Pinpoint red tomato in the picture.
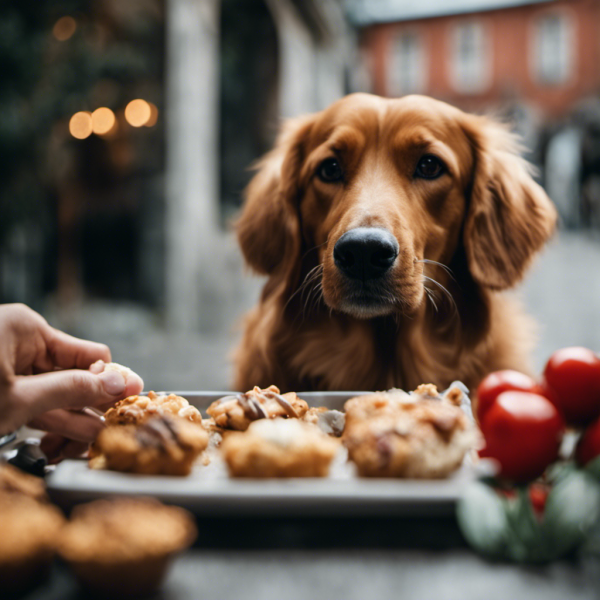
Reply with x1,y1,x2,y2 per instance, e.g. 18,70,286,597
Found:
480,391,565,483
476,370,539,422
541,347,600,426
575,415,600,466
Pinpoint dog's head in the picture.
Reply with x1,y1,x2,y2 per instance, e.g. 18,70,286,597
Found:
237,94,556,319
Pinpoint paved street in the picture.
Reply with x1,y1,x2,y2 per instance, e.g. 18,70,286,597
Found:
520,229,600,369
47,230,600,392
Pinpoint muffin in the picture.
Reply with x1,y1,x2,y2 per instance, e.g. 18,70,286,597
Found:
343,386,480,478
104,391,202,427
90,415,209,476
222,418,339,477
0,493,65,593
58,497,196,597
207,385,309,431
0,462,48,502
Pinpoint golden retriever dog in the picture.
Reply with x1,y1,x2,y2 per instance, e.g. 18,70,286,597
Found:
233,94,556,393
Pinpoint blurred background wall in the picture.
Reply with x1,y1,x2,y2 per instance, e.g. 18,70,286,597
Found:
1,0,599,390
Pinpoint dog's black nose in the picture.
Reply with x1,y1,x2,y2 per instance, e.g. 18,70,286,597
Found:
333,227,399,280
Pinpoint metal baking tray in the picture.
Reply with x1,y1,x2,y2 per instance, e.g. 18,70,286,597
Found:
47,391,478,516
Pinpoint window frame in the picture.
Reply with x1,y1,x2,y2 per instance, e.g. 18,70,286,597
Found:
448,19,492,95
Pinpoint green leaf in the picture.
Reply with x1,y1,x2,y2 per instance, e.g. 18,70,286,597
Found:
456,481,509,557
503,487,546,562
543,470,600,557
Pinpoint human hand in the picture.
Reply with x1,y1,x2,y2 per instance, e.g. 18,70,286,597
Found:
0,304,143,444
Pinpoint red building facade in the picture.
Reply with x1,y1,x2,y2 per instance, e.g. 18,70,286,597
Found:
357,0,600,117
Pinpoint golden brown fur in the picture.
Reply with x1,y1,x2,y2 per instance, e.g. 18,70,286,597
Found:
233,94,557,393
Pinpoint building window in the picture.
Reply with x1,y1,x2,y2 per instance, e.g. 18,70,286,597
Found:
450,21,490,94
532,12,574,85
388,31,426,96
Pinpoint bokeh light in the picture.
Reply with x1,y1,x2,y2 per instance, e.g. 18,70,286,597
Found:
69,111,93,139
91,107,116,135
124,99,152,127
145,103,159,127
53,16,77,42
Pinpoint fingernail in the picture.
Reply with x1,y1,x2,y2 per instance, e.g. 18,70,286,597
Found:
89,360,106,375
127,372,144,395
99,370,126,396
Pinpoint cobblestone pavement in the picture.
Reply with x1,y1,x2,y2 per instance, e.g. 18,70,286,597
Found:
45,230,600,392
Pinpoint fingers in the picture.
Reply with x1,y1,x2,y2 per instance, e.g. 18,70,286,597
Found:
42,326,112,370
39,433,90,463
9,365,144,426
88,360,144,398
28,409,104,443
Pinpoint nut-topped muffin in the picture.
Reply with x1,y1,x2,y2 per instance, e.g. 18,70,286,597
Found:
207,385,309,431
90,415,209,476
222,418,339,477
58,497,196,596
104,391,203,426
343,385,480,478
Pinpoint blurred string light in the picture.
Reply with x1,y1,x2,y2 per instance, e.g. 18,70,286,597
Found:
91,107,116,135
69,111,92,139
53,16,77,41
125,99,152,127
70,101,158,139
145,102,159,127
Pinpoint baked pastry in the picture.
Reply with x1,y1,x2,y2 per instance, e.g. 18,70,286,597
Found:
222,418,339,477
58,497,196,597
104,391,202,426
343,384,480,478
344,388,413,430
0,493,65,593
90,415,209,476
301,407,345,437
0,462,48,502
207,385,309,431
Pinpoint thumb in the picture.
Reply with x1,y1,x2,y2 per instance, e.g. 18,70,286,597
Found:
8,368,143,426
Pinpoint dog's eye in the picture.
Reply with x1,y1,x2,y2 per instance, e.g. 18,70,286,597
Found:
414,155,445,180
317,158,343,183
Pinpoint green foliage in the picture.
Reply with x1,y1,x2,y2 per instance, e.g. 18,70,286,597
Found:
457,471,600,563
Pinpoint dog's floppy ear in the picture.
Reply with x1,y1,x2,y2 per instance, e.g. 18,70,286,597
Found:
461,116,557,290
236,115,315,278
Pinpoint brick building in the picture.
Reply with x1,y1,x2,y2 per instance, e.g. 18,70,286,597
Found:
349,0,600,118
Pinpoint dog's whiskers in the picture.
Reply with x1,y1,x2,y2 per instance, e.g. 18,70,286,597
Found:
284,264,324,313
423,285,439,313
416,259,457,283
422,275,458,317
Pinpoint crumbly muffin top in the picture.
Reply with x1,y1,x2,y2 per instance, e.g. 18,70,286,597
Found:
342,386,481,478
0,494,65,562
248,418,325,447
104,392,202,426
58,497,196,563
207,385,309,430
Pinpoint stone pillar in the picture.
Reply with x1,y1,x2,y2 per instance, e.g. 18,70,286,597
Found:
265,0,347,118
265,0,316,118
165,0,220,331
